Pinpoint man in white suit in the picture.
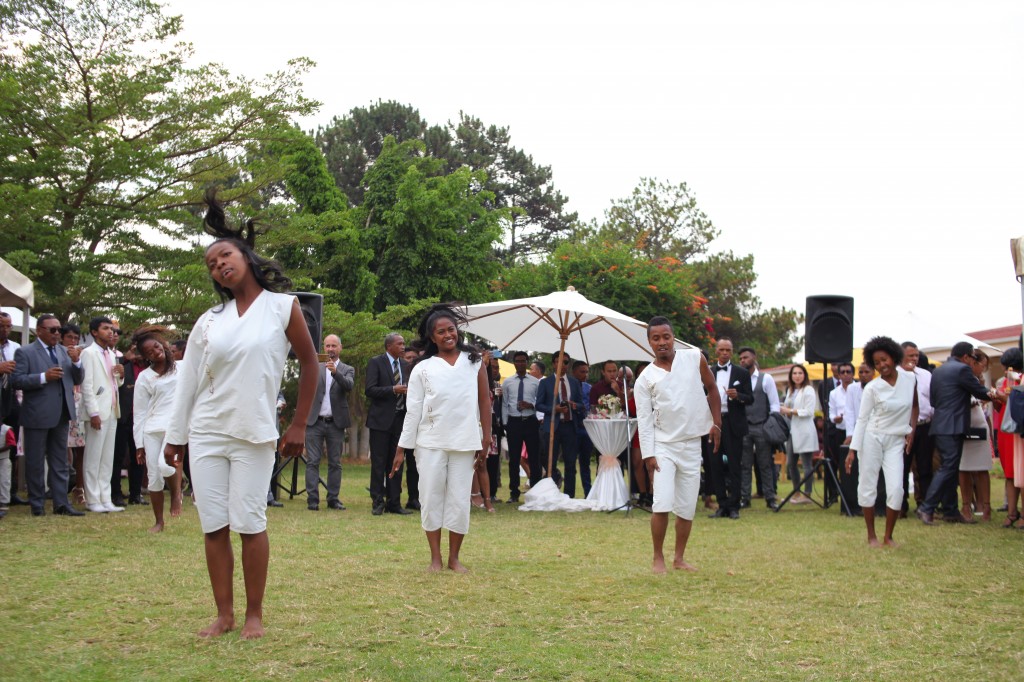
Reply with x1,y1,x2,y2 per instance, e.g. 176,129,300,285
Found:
80,316,124,512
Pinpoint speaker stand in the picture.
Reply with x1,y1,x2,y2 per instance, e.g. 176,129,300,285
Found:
774,456,852,514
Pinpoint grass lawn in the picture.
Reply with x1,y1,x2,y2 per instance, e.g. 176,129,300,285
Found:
2,462,1022,681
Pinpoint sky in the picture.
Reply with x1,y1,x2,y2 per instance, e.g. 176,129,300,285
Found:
165,0,1024,349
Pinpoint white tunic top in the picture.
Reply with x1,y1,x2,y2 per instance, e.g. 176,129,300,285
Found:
849,371,917,452
133,367,179,445
165,290,294,445
785,385,818,453
634,349,713,459
398,351,483,452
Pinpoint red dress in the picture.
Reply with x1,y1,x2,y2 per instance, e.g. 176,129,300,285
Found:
993,375,1018,479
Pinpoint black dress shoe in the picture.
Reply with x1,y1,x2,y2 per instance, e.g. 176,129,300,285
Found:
708,508,726,519
111,497,127,508
267,499,284,508
327,501,347,511
405,499,421,511
54,506,85,517
739,500,751,509
31,507,45,516
387,506,413,515
372,502,385,516
10,495,28,506
767,499,779,512
307,504,319,511
506,496,520,504
128,495,145,505
728,509,740,520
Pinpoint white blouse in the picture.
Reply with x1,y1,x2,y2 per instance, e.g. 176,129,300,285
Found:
165,290,294,445
849,371,917,452
398,352,483,452
133,367,179,444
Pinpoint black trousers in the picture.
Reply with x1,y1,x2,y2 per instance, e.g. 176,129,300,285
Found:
405,450,419,504
710,417,745,513
505,416,540,497
111,418,142,499
910,422,934,507
369,416,404,510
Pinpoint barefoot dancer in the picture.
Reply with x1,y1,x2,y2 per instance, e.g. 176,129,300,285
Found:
845,336,918,548
164,190,317,639
132,326,183,532
392,303,491,573
635,316,721,574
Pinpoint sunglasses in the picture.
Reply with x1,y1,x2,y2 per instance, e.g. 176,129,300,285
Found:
838,369,853,374
39,325,62,333
112,329,122,335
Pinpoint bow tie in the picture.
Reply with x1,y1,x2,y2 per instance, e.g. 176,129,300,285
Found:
714,365,729,373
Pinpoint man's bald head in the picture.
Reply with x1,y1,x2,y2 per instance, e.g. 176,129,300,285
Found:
324,334,342,359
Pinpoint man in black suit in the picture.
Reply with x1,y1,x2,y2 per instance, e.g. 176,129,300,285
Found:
917,342,999,524
817,363,842,506
305,334,354,511
708,338,753,519
535,350,586,497
11,314,85,516
364,333,413,516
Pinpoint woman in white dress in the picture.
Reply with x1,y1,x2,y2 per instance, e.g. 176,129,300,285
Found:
393,304,490,573
781,364,817,502
131,326,181,533
958,352,993,523
164,191,318,639
845,336,918,547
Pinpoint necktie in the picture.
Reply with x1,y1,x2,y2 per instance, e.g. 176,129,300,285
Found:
48,345,58,364
715,364,727,373
392,358,405,411
517,375,524,403
559,377,569,421
1,343,6,388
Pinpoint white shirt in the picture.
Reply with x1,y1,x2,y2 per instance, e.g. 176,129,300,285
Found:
749,368,781,413
398,352,483,451
635,349,714,459
318,364,334,418
715,362,732,413
828,382,854,431
501,372,540,422
898,365,933,422
849,371,917,451
844,382,864,435
133,366,179,444
166,290,294,445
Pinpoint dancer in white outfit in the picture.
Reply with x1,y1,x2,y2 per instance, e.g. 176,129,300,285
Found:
164,190,318,639
845,336,918,548
635,316,722,574
131,326,182,533
393,303,490,573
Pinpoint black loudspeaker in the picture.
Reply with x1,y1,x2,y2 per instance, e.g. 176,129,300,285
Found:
805,295,853,363
293,292,323,354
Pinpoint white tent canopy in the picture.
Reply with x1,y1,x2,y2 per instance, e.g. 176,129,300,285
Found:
852,310,1001,358
0,257,34,342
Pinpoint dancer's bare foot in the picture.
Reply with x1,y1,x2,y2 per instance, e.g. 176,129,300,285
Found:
652,556,667,574
867,538,881,548
448,559,470,573
170,493,182,517
148,522,164,534
673,559,697,572
883,538,899,548
240,615,265,640
198,615,235,638
428,560,443,573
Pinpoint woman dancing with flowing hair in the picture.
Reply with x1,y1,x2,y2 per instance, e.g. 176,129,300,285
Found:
131,325,183,533
164,189,318,638
391,303,491,572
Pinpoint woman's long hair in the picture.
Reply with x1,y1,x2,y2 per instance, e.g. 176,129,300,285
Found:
787,363,810,393
410,303,480,367
203,189,292,308
131,325,176,377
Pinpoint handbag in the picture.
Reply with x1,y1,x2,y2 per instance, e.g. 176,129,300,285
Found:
964,427,987,441
763,411,791,447
1009,385,1024,435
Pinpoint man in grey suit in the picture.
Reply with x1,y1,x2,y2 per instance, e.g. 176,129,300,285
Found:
11,314,85,516
304,334,354,511
917,342,1000,525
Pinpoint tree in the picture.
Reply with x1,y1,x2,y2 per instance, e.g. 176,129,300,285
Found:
360,138,505,311
599,177,718,261
0,0,317,324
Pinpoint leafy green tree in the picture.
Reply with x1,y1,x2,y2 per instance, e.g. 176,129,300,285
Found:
599,177,718,261
360,138,505,311
0,0,317,323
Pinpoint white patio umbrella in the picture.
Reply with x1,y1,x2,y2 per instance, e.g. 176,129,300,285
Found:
464,286,695,482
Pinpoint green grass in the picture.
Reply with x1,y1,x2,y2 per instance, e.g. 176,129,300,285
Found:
2,463,1022,681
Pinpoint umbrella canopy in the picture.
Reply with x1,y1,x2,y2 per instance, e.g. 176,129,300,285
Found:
464,287,694,362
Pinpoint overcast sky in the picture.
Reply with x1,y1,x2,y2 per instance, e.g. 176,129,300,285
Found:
166,0,1024,348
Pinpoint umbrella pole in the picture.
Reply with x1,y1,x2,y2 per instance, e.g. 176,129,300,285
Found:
548,333,569,480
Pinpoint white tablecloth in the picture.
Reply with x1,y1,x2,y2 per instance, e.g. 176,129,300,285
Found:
583,418,635,511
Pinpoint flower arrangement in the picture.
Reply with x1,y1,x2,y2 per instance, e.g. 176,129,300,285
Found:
596,393,623,417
